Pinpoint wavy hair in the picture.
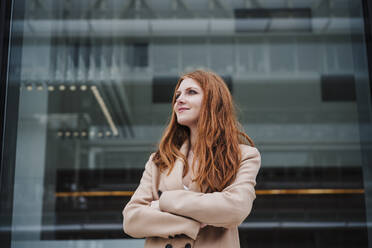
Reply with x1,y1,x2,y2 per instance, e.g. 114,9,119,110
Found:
153,69,255,192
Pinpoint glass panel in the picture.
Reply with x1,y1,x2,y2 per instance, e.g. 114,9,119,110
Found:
4,0,370,247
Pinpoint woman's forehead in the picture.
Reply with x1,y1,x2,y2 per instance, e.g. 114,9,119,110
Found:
178,78,201,90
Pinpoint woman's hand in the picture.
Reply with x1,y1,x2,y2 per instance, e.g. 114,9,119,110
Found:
150,200,160,210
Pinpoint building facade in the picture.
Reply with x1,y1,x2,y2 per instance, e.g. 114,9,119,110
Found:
1,0,372,247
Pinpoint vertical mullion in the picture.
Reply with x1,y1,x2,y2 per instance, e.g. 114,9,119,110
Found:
0,0,25,248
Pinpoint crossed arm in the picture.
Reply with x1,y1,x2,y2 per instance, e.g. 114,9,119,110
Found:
123,147,261,238
159,147,261,228
122,154,200,240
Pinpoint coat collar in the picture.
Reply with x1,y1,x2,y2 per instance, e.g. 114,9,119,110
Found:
163,140,203,192
163,141,188,191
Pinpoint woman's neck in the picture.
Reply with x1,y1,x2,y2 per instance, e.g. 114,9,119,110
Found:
189,125,197,152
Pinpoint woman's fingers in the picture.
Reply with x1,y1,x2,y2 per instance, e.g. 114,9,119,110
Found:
150,200,160,210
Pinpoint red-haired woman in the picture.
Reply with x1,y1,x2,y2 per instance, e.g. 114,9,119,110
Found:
123,70,261,248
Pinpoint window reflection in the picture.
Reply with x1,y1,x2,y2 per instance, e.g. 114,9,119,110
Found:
7,0,369,247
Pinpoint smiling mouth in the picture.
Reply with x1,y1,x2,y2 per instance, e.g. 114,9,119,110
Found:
178,108,189,112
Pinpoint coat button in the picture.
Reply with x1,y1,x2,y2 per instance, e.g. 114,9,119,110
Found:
165,244,172,248
185,243,191,248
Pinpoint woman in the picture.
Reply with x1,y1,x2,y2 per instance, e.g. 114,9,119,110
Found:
123,70,261,248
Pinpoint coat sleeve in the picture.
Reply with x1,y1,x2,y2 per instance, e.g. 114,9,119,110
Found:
122,154,201,240
159,146,261,229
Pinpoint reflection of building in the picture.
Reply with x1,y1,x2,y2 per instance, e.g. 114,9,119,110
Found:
1,0,372,248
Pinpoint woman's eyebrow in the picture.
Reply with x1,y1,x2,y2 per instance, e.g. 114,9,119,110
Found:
175,87,199,93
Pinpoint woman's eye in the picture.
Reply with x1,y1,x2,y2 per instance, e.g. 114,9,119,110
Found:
188,90,197,94
175,94,180,99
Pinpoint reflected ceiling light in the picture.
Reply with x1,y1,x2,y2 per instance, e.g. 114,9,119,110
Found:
70,85,77,91
26,85,33,91
59,85,66,91
98,132,103,137
48,85,55,91
80,85,87,91
65,131,71,137
81,131,87,137
106,131,111,136
37,85,43,91
89,131,95,137
57,131,63,137
73,131,79,137
91,85,119,136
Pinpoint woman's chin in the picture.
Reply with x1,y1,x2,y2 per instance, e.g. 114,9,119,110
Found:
177,119,191,127
177,122,189,128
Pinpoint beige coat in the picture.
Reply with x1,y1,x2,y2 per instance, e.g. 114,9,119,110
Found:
123,142,261,248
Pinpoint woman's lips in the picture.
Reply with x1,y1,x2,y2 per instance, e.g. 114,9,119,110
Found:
178,108,189,113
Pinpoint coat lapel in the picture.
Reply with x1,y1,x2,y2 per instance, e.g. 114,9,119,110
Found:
163,141,189,191
161,140,207,193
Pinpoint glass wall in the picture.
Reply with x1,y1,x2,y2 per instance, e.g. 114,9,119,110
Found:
2,0,371,247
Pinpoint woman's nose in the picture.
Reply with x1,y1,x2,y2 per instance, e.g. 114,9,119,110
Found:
176,93,185,103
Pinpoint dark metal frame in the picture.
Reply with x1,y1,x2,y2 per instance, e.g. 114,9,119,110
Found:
0,0,24,247
0,0,14,247
0,0,13,158
0,0,372,248
363,0,372,98
361,1,372,247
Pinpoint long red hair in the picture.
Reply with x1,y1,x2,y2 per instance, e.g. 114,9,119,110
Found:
153,70,255,192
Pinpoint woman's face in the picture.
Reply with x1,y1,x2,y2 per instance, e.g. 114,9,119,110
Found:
174,77,204,129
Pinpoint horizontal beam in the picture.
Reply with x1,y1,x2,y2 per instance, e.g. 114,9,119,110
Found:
12,18,364,38
55,188,365,197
